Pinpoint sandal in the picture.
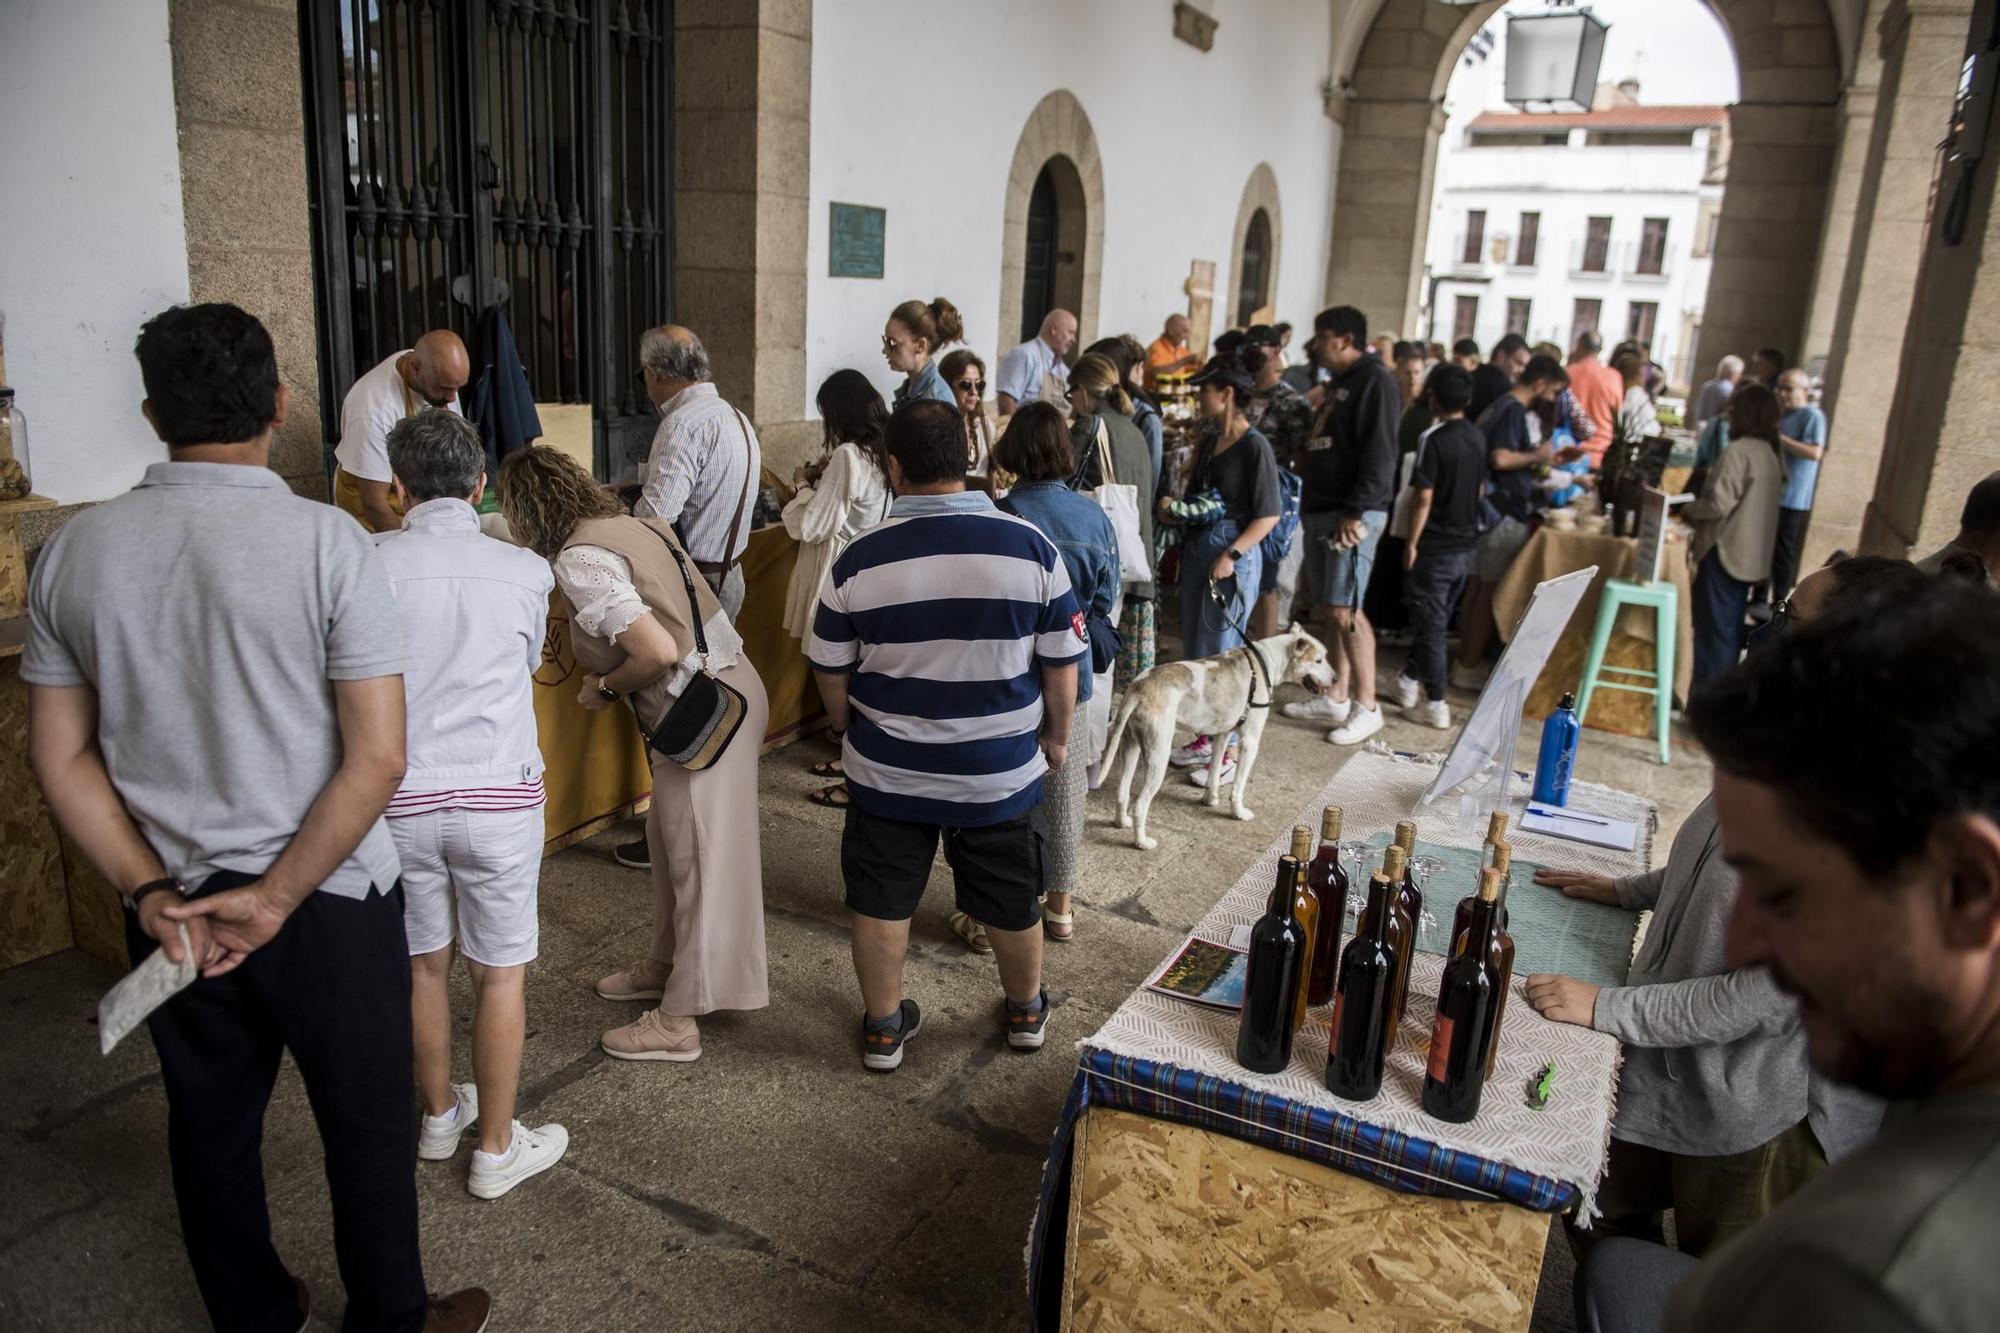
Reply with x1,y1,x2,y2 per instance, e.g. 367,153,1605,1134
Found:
807,782,850,808
949,910,993,955
1043,907,1075,942
809,758,845,779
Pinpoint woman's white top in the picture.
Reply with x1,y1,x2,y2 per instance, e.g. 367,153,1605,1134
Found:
553,544,744,698
779,442,891,639
1618,385,1660,442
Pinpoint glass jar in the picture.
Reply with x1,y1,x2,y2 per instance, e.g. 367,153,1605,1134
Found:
0,387,29,501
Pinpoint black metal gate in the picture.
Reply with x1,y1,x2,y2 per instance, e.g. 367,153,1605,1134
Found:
300,0,672,475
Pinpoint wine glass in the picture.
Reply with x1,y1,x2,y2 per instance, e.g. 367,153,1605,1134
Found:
1340,841,1376,923
1409,854,1443,950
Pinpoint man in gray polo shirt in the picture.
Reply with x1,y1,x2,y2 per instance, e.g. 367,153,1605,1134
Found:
25,304,487,1332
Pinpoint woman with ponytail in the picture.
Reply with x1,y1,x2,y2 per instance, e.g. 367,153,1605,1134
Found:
882,296,963,408
1067,352,1158,685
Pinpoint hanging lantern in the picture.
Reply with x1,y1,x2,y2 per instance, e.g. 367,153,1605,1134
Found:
1505,8,1610,110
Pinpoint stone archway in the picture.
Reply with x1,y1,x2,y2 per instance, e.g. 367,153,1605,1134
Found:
999,91,1106,357
1229,163,1284,326
1325,0,1849,365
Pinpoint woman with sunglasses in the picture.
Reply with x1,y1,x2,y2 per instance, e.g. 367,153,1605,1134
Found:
883,296,962,409
939,348,995,477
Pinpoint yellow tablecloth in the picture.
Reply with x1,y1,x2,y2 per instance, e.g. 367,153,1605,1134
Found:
736,524,823,746
1490,525,1694,738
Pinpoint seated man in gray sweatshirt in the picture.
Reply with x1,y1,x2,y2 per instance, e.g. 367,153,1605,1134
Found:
1526,793,1875,1256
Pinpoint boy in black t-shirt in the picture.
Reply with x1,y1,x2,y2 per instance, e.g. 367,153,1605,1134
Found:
1394,364,1486,728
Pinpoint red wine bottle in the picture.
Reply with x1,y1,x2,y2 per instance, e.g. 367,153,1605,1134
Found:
1377,843,1412,1034
1451,840,1514,952
1304,806,1348,1008
1236,854,1306,1074
1422,868,1503,1124
1325,868,1399,1101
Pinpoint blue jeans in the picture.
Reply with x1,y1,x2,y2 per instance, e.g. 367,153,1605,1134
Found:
1692,548,1752,689
1179,519,1262,659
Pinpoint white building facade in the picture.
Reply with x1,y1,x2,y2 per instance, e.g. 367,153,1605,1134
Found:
1424,101,1726,392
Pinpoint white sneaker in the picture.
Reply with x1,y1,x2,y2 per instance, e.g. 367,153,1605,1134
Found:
1280,693,1352,724
1402,698,1452,730
1168,736,1211,768
1328,706,1384,746
1387,673,1422,709
417,1083,479,1161
467,1121,569,1200
1187,756,1238,787
1449,661,1491,692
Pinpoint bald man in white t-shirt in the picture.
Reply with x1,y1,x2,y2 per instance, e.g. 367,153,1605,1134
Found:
334,330,471,533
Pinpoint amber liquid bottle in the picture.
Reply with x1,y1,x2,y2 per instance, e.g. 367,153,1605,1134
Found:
1304,806,1348,1007
1390,823,1423,1022
1287,826,1322,1034
1236,854,1306,1074
1376,843,1412,1033
1422,868,1503,1124
1452,840,1515,951
1325,869,1400,1102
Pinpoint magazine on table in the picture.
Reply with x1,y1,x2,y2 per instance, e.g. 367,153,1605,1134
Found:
1144,934,1249,1011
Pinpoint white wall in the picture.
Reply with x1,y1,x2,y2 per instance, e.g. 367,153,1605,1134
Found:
0,0,190,505
805,0,1339,412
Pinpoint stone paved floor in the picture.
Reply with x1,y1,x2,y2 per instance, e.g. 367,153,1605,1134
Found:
0,650,1713,1331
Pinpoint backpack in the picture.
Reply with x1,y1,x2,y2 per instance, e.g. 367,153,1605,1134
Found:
1262,466,1302,565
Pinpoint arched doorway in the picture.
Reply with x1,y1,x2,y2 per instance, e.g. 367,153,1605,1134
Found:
1000,91,1105,356
1236,210,1272,325
1019,157,1087,344
1230,163,1284,328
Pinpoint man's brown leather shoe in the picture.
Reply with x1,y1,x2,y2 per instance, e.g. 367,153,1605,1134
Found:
422,1288,491,1332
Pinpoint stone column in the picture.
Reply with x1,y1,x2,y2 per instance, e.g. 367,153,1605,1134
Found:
1798,0,1888,370
1806,0,1973,568
167,0,325,499
673,0,815,470
1860,9,2000,557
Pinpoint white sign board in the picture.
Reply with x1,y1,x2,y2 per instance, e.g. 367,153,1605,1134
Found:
1423,566,1599,807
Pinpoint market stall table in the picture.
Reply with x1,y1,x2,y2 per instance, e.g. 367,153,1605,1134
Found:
1490,525,1694,739
1030,749,1652,1330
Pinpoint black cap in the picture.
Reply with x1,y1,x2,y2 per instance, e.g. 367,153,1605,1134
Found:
1188,356,1254,393
1242,323,1281,348
1559,691,1576,710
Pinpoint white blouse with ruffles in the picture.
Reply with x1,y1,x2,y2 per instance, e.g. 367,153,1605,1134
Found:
553,544,744,699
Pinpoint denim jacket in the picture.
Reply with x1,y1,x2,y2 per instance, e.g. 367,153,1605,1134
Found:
999,480,1119,701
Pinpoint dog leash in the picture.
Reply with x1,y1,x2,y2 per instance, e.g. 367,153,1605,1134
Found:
1205,576,1274,719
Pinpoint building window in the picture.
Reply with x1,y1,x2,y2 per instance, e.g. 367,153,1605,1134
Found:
1581,216,1612,273
1637,218,1669,276
1462,210,1486,266
1453,294,1480,344
1235,207,1272,327
1516,212,1539,268
1693,200,1721,258
1627,301,1659,347
1573,298,1602,342
1506,299,1531,337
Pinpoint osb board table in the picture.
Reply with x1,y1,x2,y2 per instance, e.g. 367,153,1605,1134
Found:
1062,1110,1550,1332
1490,525,1694,740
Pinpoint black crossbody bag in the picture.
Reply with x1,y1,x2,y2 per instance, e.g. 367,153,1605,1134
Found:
630,524,748,770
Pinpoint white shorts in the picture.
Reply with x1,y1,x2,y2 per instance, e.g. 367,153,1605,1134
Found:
389,805,545,966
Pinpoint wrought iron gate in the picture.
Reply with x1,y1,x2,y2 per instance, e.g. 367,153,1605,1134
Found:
301,0,672,474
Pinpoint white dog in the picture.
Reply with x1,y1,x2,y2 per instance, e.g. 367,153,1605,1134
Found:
1103,626,1335,850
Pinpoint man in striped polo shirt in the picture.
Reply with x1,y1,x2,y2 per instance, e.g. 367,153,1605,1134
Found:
809,399,1085,1072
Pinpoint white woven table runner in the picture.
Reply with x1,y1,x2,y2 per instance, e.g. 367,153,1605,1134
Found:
1080,747,1653,1220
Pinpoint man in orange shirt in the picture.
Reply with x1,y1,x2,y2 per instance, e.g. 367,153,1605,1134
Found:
1565,330,1626,468
1145,314,1199,392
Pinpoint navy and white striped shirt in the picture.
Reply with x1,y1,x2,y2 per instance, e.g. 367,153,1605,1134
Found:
807,491,1086,826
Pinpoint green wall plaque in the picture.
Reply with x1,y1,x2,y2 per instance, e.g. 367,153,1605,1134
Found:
829,202,886,279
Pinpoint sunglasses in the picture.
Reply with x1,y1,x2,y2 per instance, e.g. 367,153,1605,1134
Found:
881,334,904,351
955,379,984,393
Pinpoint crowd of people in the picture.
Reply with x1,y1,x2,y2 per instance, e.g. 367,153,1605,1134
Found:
19,289,1999,1333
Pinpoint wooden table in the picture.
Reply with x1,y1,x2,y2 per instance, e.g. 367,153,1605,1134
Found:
1490,525,1694,739
1062,1111,1551,1332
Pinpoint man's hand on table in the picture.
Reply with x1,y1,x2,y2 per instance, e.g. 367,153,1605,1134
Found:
1525,973,1599,1027
1534,867,1619,904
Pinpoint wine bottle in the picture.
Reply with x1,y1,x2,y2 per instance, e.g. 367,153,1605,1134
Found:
1325,869,1400,1101
1391,823,1424,1021
1378,843,1412,1030
1452,840,1513,951
1304,806,1348,1007
1236,854,1306,1074
1422,868,1503,1124
1288,825,1321,1034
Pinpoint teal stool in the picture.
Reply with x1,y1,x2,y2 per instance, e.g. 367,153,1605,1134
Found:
1575,577,1678,764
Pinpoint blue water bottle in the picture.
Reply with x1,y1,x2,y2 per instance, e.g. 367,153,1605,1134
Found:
1533,692,1581,807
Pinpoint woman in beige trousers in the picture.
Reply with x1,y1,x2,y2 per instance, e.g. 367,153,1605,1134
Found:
500,447,769,1062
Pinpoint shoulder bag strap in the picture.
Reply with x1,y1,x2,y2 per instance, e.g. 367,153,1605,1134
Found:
719,409,754,565
1094,415,1115,486
640,522,711,659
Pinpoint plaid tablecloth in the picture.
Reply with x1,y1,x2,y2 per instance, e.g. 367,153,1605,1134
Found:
1028,750,1649,1316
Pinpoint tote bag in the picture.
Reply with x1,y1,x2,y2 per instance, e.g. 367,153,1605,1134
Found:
1078,416,1152,584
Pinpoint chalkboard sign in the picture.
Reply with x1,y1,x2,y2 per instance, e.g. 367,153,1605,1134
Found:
1633,485,1671,584
829,202,885,279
